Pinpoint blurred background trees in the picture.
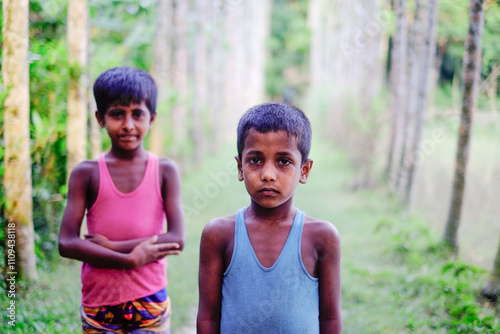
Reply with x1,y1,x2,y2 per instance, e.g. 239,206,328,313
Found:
1,0,500,304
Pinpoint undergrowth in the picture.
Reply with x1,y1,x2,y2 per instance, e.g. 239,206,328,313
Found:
376,215,500,333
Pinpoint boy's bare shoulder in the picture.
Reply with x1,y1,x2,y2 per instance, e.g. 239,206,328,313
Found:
201,214,237,246
69,160,99,182
303,215,340,246
158,157,181,176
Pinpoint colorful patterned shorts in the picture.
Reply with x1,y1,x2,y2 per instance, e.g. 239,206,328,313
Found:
81,288,171,334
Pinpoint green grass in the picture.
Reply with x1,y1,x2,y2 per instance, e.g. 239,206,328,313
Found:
2,138,499,333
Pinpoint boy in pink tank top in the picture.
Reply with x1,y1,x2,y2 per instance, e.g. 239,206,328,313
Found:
59,67,185,334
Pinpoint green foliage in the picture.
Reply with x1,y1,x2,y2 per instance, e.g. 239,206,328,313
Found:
483,3,500,70
438,0,500,87
28,2,70,257
375,215,500,333
0,262,81,333
438,0,470,59
89,0,157,76
266,0,310,99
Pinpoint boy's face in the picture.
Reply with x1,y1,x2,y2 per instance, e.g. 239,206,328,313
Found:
236,129,312,210
96,101,156,152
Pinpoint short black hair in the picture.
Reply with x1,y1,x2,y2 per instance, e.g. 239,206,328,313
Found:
93,67,157,118
237,103,312,164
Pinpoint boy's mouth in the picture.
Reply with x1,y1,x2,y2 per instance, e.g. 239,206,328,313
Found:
118,134,137,140
258,187,279,195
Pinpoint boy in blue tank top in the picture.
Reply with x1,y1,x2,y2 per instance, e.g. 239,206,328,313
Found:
197,103,342,333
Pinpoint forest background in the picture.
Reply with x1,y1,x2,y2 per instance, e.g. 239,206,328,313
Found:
1,0,500,332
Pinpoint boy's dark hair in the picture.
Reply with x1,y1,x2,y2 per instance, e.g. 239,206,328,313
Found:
93,67,157,117
237,103,312,164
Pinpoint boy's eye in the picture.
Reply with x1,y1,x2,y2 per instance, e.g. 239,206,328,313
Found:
278,158,292,166
133,110,145,118
108,110,124,118
248,157,261,164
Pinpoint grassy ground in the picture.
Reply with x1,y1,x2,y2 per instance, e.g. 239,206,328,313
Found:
2,138,499,333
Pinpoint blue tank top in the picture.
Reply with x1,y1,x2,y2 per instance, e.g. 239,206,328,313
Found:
221,208,319,333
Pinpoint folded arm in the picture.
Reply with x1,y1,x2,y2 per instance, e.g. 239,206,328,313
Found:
84,158,186,254
58,163,179,269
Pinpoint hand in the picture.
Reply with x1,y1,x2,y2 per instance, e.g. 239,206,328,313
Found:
85,234,111,249
128,235,181,268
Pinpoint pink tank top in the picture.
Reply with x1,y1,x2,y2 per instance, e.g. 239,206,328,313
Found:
81,152,167,307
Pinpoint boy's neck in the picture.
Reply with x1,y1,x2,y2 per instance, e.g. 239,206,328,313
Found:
247,200,296,224
108,146,148,160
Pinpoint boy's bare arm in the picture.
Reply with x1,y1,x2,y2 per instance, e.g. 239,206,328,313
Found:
197,219,229,334
316,221,342,334
58,162,179,269
158,158,185,248
86,159,185,253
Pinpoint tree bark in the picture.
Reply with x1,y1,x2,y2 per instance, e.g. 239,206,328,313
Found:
404,0,439,206
307,0,325,94
171,0,189,163
150,0,172,157
67,0,89,174
189,0,207,169
443,0,485,250
2,0,38,282
482,236,500,302
385,0,408,187
247,0,272,105
206,1,224,152
89,99,102,160
395,0,423,193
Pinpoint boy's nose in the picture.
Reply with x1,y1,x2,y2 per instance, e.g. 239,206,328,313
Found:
261,164,276,182
123,116,134,131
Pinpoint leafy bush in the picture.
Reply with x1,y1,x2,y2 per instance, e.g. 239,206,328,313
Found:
375,215,500,332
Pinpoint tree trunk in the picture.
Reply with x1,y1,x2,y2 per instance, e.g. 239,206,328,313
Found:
2,0,38,282
206,1,224,152
150,0,172,157
171,0,189,163
482,236,500,302
404,0,439,206
189,0,207,169
395,0,423,193
67,0,89,174
385,0,408,187
89,99,102,160
479,62,499,114
247,0,272,105
443,0,485,250
307,0,325,94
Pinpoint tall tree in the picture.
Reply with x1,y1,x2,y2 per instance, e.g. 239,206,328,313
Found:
89,99,102,159
150,0,172,156
404,0,439,206
247,0,272,106
385,0,409,187
2,0,38,281
171,0,189,163
206,0,226,152
443,0,485,250
395,0,423,192
482,238,500,302
189,0,208,169
67,0,89,173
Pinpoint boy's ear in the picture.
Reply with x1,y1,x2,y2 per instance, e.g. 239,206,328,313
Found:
95,111,105,127
235,155,244,181
149,113,157,128
299,159,313,184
